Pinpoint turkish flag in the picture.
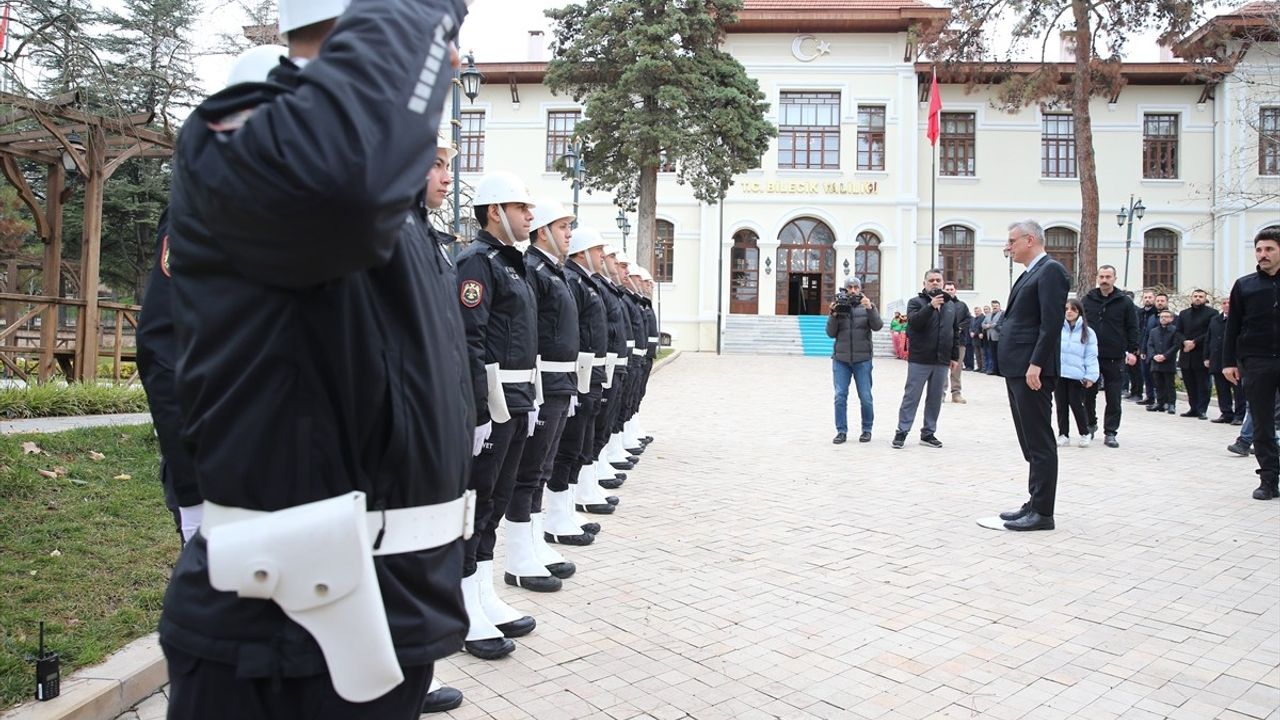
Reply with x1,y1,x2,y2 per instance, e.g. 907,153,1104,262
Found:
926,70,942,146
0,5,10,53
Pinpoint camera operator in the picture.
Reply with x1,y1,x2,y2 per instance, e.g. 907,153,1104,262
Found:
826,277,883,444
892,269,964,449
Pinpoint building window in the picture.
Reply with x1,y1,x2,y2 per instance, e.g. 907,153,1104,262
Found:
938,225,974,290
653,220,674,283
546,110,580,171
1261,107,1280,176
459,111,485,173
1045,227,1078,281
730,230,760,314
1041,114,1075,178
778,91,840,170
1143,113,1178,179
854,231,882,306
939,112,976,177
1143,229,1178,290
856,105,885,171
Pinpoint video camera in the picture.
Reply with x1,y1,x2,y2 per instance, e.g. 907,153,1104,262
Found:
925,287,952,301
833,288,864,311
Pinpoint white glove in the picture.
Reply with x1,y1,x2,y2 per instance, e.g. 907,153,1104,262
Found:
473,421,492,456
568,395,579,418
178,503,203,544
527,407,540,437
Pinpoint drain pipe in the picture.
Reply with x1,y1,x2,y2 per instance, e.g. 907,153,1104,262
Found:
716,196,725,355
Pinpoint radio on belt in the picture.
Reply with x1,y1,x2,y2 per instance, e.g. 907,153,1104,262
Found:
35,621,60,701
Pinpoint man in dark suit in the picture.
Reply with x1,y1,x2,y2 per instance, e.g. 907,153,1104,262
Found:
1176,289,1217,419
995,220,1070,531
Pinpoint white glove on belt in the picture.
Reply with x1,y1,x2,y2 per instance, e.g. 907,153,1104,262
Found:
568,395,579,418
527,406,540,437
473,421,492,456
178,503,204,544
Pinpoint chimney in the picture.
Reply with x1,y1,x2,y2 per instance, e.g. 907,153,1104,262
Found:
528,30,546,62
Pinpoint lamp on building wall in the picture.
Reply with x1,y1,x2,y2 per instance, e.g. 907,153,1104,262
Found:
451,52,483,236
842,258,850,277
764,256,772,275
616,210,631,253
562,139,585,227
1116,194,1146,288
653,242,664,331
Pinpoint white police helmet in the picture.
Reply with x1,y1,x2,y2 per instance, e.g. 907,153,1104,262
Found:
529,198,574,235
567,227,608,256
435,132,458,163
225,45,287,87
472,171,535,208
279,0,350,35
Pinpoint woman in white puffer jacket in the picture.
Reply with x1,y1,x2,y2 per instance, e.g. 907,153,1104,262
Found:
1056,298,1100,447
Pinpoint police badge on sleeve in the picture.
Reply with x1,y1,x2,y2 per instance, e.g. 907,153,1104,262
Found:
460,280,483,308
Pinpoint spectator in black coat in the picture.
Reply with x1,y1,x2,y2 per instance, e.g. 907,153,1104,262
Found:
1146,309,1182,414
1207,299,1245,423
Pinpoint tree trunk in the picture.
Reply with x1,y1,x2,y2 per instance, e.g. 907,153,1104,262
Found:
1072,0,1100,296
636,163,657,276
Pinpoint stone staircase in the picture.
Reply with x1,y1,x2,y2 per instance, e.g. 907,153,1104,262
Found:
722,315,895,358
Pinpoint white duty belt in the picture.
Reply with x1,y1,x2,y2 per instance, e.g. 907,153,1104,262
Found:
625,340,636,348
647,336,659,345
202,490,475,704
631,348,645,356
538,358,577,373
484,364,536,422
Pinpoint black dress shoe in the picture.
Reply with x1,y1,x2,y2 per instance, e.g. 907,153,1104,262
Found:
581,522,601,535
605,495,620,506
1197,413,1207,420
545,531,594,546
1004,511,1054,531
626,445,645,455
1146,404,1161,412
1104,434,1119,448
1136,398,1153,405
575,501,615,514
546,561,576,579
1253,482,1279,500
504,572,562,592
421,685,464,714
495,616,535,638
465,637,516,659
1211,415,1233,424
859,431,872,443
1180,410,1199,417
833,432,847,444
1227,440,1251,456
1166,407,1176,414
999,503,1030,522
609,460,635,471
1231,417,1244,426
599,476,624,489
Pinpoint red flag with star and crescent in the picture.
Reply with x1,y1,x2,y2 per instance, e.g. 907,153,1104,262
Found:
926,68,942,146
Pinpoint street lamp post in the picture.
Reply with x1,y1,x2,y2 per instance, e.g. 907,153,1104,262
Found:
562,140,584,227
451,53,483,237
615,209,631,253
1116,194,1146,289
653,243,663,333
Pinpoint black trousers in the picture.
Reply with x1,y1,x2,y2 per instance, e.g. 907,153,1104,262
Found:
1055,377,1090,437
164,642,432,720
1213,370,1246,419
550,389,600,492
1126,361,1143,396
466,413,528,575
1183,363,1211,414
1154,372,1176,409
1085,358,1125,435
1241,357,1280,484
1006,377,1058,516
593,371,625,458
509,394,571,520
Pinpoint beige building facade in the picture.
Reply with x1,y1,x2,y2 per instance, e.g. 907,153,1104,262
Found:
447,1,1279,351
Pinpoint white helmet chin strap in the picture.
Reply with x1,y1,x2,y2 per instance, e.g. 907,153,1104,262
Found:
497,204,518,246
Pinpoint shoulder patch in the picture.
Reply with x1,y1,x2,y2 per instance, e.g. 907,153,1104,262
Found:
460,279,484,308
160,235,172,278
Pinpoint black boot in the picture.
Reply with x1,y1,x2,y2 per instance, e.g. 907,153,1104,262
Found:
1252,480,1279,501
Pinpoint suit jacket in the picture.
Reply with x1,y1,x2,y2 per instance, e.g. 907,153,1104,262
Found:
1206,312,1228,373
1176,304,1216,369
997,254,1070,379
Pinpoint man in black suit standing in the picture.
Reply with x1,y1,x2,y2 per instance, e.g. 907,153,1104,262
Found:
995,220,1070,531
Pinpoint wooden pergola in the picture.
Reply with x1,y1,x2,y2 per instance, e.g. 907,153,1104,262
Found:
0,90,174,383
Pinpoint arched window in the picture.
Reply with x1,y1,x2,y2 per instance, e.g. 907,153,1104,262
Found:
1045,227,1078,282
776,217,837,315
730,229,759,314
651,220,674,282
938,225,975,290
1143,228,1178,290
854,231,882,306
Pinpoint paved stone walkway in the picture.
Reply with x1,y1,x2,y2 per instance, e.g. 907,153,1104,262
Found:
117,353,1279,719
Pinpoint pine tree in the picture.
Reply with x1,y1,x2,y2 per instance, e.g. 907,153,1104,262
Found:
546,0,775,274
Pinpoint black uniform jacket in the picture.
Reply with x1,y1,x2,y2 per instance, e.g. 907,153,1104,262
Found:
564,260,609,386
525,246,579,397
641,297,659,359
597,275,631,371
1176,304,1216,369
1224,266,1280,367
160,0,471,677
622,290,647,362
456,230,538,423
135,210,201,509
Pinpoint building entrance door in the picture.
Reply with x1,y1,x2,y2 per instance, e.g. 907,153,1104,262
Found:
787,273,823,315
774,217,836,315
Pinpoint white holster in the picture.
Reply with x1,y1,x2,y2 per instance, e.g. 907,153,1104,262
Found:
533,362,544,408
575,352,594,394
484,363,511,424
205,492,398,704
602,352,619,389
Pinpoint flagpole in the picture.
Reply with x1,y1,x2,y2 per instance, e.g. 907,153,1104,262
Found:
930,135,936,269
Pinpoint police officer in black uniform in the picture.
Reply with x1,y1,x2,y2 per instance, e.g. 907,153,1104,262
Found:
160,1,473,717
580,245,631,512
503,198,579,591
545,227,611,543
626,265,659,449
454,170,539,659
615,257,649,457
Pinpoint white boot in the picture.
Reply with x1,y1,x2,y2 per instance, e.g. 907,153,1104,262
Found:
622,420,642,451
461,572,503,642
576,465,615,512
502,521,560,592
543,488,589,538
531,514,575,578
635,412,652,442
606,434,630,465
476,560,534,636
594,458,618,483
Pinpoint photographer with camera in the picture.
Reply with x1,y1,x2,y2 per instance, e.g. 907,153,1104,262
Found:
892,269,964,449
826,277,883,444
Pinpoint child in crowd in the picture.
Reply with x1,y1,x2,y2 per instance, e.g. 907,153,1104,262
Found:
1056,298,1099,447
1146,308,1182,414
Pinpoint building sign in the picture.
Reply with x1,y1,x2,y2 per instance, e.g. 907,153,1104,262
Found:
739,180,879,195
791,35,832,62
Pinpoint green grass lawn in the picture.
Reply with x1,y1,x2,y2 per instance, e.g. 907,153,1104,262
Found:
0,424,173,709
657,348,674,361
